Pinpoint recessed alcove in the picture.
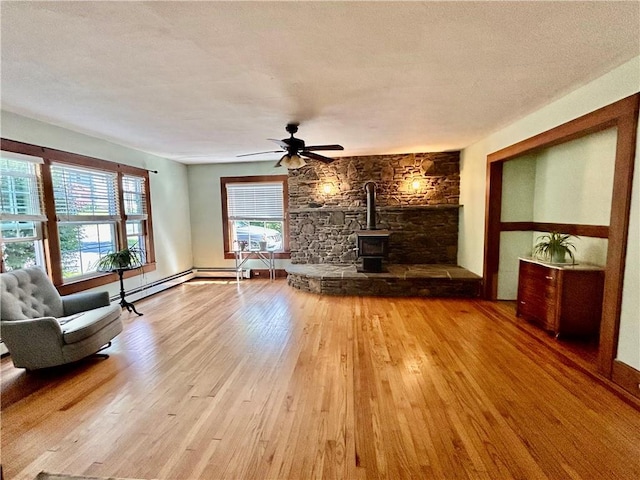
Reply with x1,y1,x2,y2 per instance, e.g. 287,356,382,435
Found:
483,93,639,394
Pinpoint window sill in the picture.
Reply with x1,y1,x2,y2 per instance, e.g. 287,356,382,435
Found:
56,263,156,295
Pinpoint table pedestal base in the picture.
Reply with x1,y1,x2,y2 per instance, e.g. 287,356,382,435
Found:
117,269,143,316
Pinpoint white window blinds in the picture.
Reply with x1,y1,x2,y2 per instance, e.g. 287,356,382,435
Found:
51,163,119,222
123,175,148,219
0,152,45,222
226,182,284,220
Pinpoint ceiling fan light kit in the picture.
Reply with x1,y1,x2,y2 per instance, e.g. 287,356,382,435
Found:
279,153,306,169
239,123,344,169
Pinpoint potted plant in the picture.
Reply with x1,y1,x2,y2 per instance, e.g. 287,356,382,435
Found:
532,232,577,264
96,245,144,272
96,245,145,316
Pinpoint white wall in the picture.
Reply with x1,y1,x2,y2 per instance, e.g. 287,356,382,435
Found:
501,155,537,221
498,156,536,298
187,161,290,271
0,111,193,297
459,56,640,369
533,128,616,226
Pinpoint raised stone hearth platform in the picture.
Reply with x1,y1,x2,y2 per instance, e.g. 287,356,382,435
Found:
286,264,481,297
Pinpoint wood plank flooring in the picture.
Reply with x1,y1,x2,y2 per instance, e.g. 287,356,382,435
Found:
2,279,639,479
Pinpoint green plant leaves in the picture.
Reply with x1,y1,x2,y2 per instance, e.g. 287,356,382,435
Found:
96,245,143,271
532,231,577,263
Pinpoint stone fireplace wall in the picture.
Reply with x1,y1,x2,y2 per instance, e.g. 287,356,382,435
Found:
288,152,460,265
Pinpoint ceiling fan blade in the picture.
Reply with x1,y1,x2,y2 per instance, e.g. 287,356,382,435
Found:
301,151,335,164
268,138,289,149
304,144,344,151
236,150,283,157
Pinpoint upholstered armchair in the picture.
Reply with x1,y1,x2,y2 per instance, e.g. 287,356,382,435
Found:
0,267,123,370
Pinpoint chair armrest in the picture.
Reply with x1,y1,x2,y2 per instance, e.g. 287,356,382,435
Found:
62,291,111,315
1,317,64,351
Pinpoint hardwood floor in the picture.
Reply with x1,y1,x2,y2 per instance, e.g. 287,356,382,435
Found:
2,279,639,479
491,301,601,374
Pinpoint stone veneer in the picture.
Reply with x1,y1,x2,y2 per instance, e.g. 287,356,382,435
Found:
288,152,460,265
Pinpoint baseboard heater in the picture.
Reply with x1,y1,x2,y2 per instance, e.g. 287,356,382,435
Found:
110,269,196,303
194,267,250,279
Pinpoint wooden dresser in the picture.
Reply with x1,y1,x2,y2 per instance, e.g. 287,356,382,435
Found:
516,258,605,338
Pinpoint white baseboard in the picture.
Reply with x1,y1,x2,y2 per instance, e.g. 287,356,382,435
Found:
112,269,196,303
194,268,250,279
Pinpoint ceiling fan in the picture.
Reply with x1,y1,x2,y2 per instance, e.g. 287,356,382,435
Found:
238,123,344,169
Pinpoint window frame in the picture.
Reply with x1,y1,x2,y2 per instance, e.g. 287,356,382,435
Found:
1,138,156,294
221,175,289,260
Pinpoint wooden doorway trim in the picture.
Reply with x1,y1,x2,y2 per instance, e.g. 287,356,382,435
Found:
482,92,639,378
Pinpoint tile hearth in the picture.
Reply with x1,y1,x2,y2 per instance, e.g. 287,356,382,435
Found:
286,263,481,297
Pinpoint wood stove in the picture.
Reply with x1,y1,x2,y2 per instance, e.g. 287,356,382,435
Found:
356,230,390,272
356,182,390,273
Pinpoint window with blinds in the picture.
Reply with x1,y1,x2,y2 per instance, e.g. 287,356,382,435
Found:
123,175,147,217
227,182,284,220
123,175,148,261
224,180,286,252
51,164,119,221
2,140,154,291
0,152,46,270
51,163,119,279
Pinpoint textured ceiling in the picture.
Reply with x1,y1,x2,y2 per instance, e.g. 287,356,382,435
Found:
1,1,639,164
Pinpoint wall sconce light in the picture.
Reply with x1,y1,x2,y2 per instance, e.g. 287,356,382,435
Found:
411,179,421,192
322,182,334,195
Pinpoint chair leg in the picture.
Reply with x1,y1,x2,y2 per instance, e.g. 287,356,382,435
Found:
93,341,113,359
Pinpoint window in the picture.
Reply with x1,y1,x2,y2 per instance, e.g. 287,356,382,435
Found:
122,175,148,261
1,138,155,293
51,163,119,279
227,182,284,251
221,175,289,259
0,152,46,271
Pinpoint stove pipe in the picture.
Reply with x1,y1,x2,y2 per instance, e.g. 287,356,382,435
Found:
364,181,377,230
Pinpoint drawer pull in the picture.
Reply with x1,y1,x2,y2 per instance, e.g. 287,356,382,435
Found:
545,276,553,280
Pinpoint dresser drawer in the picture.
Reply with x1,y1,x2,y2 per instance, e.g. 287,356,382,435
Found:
517,295,546,321
517,260,558,331
517,292,556,331
519,260,557,287
516,258,603,338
